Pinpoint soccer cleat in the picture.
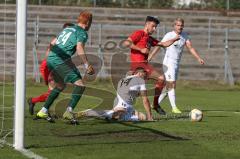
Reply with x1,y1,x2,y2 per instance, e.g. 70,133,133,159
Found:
46,114,55,123
63,111,74,120
172,107,182,114
27,98,35,115
35,111,55,123
63,111,79,125
152,105,166,115
70,118,79,125
36,111,48,119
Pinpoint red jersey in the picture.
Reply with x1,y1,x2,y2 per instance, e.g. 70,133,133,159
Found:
40,59,50,84
129,30,159,62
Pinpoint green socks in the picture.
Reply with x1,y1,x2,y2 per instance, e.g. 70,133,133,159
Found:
68,85,85,110
43,87,62,110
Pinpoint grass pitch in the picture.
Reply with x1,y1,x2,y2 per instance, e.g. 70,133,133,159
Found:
0,80,240,159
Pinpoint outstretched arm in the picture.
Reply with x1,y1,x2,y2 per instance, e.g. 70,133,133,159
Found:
157,34,180,47
148,35,180,62
148,46,161,62
140,90,153,121
186,40,205,65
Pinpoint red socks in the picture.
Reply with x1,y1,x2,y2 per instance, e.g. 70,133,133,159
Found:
153,81,165,107
31,89,51,104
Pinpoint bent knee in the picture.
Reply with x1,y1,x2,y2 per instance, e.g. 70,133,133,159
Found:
166,82,176,89
55,83,65,91
157,75,165,82
74,80,85,87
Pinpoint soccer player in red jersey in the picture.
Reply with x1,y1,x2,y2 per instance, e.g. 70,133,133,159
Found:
27,23,74,115
124,16,179,115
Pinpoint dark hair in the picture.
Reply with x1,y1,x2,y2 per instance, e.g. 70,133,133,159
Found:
145,16,160,25
134,67,146,74
62,23,74,28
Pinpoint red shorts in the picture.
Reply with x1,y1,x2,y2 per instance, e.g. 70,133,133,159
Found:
130,62,154,77
40,59,52,85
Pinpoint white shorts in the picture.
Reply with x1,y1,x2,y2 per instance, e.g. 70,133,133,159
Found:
113,98,139,121
163,57,179,81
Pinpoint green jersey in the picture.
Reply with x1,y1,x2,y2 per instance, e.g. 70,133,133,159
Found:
48,24,88,69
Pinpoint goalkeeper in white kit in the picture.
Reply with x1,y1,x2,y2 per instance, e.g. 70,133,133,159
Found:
78,67,153,121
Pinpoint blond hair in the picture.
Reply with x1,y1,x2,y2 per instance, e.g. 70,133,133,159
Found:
174,17,184,25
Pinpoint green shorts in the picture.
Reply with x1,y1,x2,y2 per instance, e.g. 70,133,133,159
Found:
47,59,82,84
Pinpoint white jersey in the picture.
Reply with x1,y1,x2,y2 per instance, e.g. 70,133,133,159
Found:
113,75,146,121
161,31,190,81
115,75,146,106
161,31,190,63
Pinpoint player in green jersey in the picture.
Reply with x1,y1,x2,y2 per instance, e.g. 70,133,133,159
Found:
36,11,94,124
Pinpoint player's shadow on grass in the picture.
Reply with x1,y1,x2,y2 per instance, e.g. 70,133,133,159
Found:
26,120,188,149
118,122,188,141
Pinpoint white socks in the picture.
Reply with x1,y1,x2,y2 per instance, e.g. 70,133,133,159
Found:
67,107,73,112
168,88,177,109
158,88,177,109
40,107,48,114
104,110,114,119
158,91,167,105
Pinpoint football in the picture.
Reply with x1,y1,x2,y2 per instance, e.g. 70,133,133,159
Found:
190,109,203,122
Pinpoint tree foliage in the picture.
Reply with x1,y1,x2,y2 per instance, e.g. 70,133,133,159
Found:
1,0,240,10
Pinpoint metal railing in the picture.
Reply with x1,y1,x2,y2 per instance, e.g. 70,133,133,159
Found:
0,18,240,83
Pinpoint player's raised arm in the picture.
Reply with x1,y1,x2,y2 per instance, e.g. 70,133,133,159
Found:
157,35,180,47
148,35,180,62
185,40,205,65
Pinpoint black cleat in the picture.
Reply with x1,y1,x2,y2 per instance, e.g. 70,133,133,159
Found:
69,118,79,125
63,111,79,125
27,98,35,115
34,111,55,123
46,114,55,123
153,105,166,115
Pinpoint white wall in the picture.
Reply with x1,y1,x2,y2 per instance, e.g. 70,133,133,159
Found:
174,0,201,7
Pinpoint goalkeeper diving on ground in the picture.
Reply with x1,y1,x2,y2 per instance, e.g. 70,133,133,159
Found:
76,67,153,121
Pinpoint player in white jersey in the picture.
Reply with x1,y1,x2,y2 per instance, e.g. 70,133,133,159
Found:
77,67,153,121
148,18,205,114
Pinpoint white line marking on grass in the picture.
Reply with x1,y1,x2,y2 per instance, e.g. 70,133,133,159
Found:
0,140,46,159
205,110,240,113
19,148,47,159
